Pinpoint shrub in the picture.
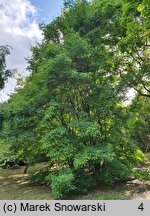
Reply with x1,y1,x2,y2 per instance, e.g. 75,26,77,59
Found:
0,155,26,169
0,140,10,160
74,169,97,193
50,168,76,199
99,160,132,185
133,168,150,181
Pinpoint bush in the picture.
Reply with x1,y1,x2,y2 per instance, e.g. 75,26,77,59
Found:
50,168,76,199
0,155,26,169
0,140,10,159
99,160,132,185
26,159,133,198
74,169,97,193
133,168,150,181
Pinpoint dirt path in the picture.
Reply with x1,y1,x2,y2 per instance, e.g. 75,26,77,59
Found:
0,166,51,200
125,179,150,200
126,154,150,200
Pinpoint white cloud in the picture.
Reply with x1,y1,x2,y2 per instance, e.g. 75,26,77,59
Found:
0,0,42,101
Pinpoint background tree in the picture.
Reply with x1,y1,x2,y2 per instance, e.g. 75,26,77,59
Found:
0,0,148,198
0,45,13,131
0,45,13,90
129,97,150,152
114,0,150,98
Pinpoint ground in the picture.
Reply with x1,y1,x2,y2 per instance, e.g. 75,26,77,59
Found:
0,154,150,200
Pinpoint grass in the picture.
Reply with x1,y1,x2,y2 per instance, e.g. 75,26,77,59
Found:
73,188,127,200
0,154,150,200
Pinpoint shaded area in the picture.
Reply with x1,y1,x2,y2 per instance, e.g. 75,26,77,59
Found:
0,155,149,200
0,165,51,200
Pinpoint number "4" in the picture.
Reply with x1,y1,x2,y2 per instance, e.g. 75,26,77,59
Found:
138,203,144,211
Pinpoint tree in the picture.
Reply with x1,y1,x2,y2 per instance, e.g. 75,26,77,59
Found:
0,45,13,132
0,45,13,90
0,66,50,171
129,96,150,152
114,0,150,98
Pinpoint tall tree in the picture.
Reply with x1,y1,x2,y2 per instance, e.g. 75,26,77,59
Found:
115,0,150,97
0,45,13,131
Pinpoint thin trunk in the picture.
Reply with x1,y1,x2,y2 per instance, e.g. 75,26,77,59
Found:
24,164,29,174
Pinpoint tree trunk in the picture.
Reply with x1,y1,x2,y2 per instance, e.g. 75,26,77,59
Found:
24,164,29,174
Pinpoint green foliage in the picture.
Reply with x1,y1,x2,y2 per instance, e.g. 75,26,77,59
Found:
0,45,13,89
27,170,50,184
113,138,146,165
0,140,10,159
95,194,125,200
50,168,76,199
133,168,150,181
74,146,115,169
0,155,25,169
0,140,25,169
100,160,132,185
129,97,150,151
74,171,98,193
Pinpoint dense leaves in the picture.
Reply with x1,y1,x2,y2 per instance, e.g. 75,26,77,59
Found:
0,45,13,89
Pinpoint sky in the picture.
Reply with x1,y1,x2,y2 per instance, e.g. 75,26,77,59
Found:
0,0,64,101
30,0,64,23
